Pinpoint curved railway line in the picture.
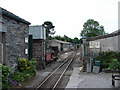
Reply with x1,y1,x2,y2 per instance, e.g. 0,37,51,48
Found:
35,50,80,90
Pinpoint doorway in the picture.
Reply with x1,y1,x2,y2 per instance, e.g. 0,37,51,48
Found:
0,32,6,64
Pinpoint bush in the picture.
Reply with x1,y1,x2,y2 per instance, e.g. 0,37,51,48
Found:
94,51,120,71
10,58,37,85
109,59,120,71
10,71,24,83
18,58,28,72
1,58,37,88
0,64,10,88
27,58,37,74
18,58,37,72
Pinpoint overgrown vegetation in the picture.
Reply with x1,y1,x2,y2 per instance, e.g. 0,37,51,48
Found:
94,51,120,72
1,64,10,88
1,58,37,89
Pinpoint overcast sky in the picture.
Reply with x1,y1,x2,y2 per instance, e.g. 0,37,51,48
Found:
0,0,120,39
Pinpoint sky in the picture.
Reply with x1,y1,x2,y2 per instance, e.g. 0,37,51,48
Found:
0,0,120,39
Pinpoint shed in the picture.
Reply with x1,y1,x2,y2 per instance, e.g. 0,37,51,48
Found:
48,39,71,52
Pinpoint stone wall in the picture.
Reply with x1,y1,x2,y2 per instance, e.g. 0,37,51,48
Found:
2,15,29,67
32,39,45,61
32,39,45,69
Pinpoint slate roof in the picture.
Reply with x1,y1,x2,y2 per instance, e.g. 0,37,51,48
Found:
0,7,31,25
87,29,120,41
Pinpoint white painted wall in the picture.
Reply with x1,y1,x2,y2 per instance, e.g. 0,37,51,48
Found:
89,35,119,53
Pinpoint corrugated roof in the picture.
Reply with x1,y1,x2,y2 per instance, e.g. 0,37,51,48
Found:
49,39,71,44
1,7,31,25
29,25,46,39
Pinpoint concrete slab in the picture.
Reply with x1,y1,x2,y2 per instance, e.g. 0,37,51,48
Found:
65,67,117,89
77,73,113,88
65,67,83,88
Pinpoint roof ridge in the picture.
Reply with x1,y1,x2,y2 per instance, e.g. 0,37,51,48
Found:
1,7,31,25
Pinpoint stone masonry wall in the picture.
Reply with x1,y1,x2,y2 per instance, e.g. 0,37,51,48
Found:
32,39,45,69
32,39,44,61
2,15,29,67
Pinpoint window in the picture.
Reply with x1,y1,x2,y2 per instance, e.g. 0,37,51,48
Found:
25,37,28,43
25,49,28,54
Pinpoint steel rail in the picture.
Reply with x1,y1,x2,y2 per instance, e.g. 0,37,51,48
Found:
35,51,75,90
52,51,77,90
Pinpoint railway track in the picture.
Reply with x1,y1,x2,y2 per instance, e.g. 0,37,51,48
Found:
35,50,79,90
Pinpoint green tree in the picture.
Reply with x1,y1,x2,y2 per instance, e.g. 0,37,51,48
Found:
63,35,72,42
72,37,79,44
80,19,106,37
52,35,64,41
43,21,55,40
51,35,80,44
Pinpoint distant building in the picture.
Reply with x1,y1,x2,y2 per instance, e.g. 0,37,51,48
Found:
0,7,30,67
48,39,72,52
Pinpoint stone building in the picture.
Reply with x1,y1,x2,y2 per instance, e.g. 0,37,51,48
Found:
29,25,46,69
0,7,30,67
